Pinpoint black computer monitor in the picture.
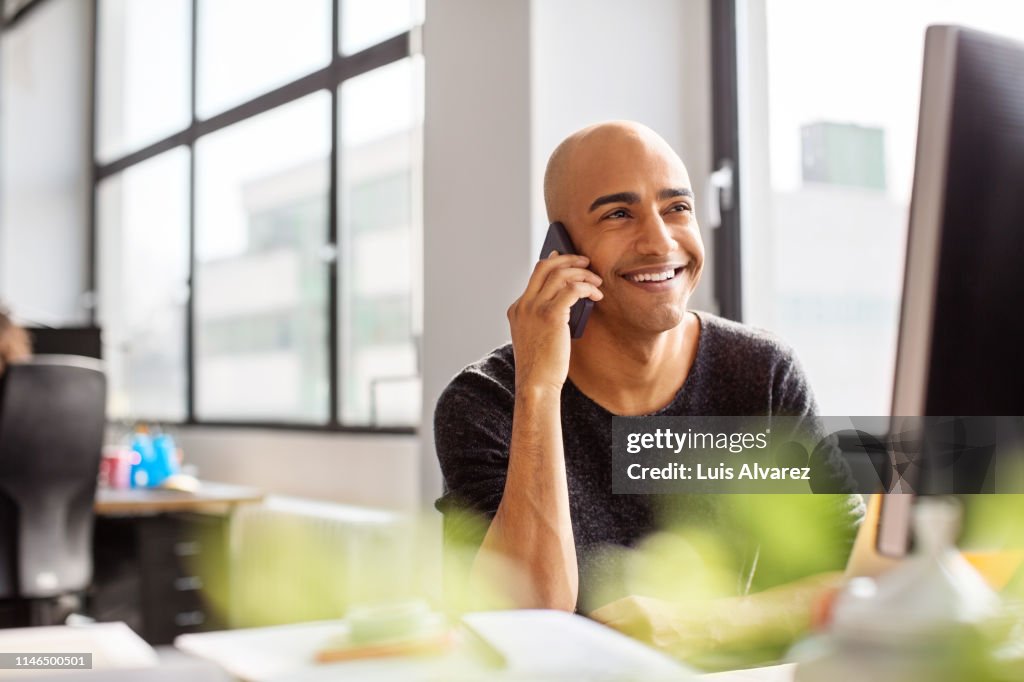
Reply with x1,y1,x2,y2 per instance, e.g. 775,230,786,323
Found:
26,327,103,360
878,25,1024,557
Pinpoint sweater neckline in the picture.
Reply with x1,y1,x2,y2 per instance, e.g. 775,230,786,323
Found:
564,310,709,418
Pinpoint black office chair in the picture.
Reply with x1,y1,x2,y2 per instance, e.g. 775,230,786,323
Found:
0,356,106,627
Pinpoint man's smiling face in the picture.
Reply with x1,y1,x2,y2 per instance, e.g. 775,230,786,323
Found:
547,123,705,334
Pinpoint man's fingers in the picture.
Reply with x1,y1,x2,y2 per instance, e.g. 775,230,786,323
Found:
536,267,602,303
590,607,632,631
523,252,591,300
548,282,603,314
591,604,647,640
589,604,618,625
506,299,520,322
597,617,632,633
591,596,640,621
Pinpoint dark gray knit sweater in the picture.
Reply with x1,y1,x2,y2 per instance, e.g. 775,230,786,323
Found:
434,311,864,608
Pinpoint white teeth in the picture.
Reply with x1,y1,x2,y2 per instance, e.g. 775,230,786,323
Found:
630,268,676,283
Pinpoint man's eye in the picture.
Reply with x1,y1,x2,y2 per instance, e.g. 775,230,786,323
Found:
606,208,630,219
669,203,693,213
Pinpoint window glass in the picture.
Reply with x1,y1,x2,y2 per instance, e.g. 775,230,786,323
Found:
196,0,331,118
340,0,423,55
97,148,190,421
741,1,1024,414
338,56,423,426
194,93,331,422
96,0,191,162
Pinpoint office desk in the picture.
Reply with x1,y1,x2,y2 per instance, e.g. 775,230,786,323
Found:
91,482,264,646
95,481,264,516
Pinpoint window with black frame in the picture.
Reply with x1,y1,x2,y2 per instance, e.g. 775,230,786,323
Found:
715,0,1024,416
94,0,424,430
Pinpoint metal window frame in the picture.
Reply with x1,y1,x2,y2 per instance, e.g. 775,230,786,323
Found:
709,0,743,322
82,0,417,435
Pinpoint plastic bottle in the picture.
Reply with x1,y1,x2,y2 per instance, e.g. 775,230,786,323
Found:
151,430,179,486
130,425,155,488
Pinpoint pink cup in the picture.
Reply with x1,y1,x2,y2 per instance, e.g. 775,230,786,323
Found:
99,446,135,490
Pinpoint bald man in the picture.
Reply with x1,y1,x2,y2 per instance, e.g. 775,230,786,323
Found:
434,122,863,614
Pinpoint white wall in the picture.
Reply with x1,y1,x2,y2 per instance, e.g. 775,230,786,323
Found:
0,0,92,325
419,0,535,507
173,427,420,512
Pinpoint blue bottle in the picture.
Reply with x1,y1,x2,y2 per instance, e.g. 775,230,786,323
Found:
152,432,179,486
130,428,156,488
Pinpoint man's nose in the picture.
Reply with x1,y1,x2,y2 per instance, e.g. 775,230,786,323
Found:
634,213,678,256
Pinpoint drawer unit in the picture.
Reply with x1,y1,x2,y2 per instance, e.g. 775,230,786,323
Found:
91,513,228,644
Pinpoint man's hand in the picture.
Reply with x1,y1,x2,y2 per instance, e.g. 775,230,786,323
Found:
591,595,705,653
590,573,845,662
506,252,603,393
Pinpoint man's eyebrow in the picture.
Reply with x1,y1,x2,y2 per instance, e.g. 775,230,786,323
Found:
587,188,694,212
588,191,640,212
658,187,694,201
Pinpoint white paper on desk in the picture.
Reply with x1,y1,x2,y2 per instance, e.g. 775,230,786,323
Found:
177,611,696,682
0,622,158,678
699,663,796,682
462,610,693,680
177,620,483,682
176,620,350,682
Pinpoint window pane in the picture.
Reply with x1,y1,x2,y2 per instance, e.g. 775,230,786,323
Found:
340,0,423,55
195,93,331,422
96,0,191,163
339,57,423,426
741,1,1024,415
97,148,190,421
196,0,331,119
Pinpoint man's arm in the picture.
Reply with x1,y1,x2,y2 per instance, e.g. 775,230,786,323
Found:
471,384,576,609
470,253,603,611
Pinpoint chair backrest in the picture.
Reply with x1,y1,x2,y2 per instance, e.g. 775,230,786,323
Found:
0,356,106,599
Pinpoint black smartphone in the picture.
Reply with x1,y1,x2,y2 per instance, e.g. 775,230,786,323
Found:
539,222,594,339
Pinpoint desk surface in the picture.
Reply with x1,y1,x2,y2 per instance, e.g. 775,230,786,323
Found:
175,611,797,682
94,481,264,516
0,621,159,668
